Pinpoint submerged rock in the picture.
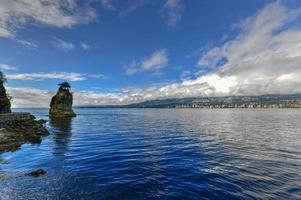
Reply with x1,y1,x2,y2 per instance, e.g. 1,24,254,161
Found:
26,169,47,177
0,72,11,114
49,82,76,118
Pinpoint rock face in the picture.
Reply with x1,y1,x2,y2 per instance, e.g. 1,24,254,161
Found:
0,72,11,114
49,82,76,118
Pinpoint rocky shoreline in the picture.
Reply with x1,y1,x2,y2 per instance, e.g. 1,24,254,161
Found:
0,114,49,154
0,74,75,155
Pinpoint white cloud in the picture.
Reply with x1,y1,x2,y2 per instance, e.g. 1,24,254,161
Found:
51,37,75,51
194,1,301,96
125,63,139,76
142,49,168,70
6,72,107,82
162,0,184,27
101,0,116,11
0,64,18,71
89,74,108,80
15,39,38,49
125,49,168,75
80,42,91,51
0,0,97,39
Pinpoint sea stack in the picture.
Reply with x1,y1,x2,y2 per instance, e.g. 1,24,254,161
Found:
49,82,76,118
0,72,11,114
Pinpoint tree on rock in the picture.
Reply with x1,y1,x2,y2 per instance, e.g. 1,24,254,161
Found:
49,82,76,118
0,72,11,114
58,81,71,90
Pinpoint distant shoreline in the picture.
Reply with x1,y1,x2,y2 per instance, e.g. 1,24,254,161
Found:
13,94,301,109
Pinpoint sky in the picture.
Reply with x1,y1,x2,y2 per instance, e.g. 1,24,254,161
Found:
1,0,301,107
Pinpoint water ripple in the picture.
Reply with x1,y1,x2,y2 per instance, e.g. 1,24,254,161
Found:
0,108,301,199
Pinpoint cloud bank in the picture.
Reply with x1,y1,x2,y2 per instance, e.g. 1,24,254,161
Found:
195,1,301,96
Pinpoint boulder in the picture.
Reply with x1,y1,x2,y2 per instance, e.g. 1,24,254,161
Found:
49,82,76,118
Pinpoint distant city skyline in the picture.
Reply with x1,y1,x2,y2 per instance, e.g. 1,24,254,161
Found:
0,0,301,107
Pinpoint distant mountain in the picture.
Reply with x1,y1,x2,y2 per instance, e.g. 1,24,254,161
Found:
75,94,301,109
124,94,301,108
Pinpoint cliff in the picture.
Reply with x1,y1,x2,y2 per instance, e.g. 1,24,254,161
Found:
49,82,76,117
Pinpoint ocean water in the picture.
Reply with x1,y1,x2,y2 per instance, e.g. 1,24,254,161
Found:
0,108,301,200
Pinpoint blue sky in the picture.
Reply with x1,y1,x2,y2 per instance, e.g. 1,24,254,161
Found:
1,0,301,107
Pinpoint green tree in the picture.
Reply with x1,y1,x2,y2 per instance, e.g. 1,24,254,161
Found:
58,81,71,88
0,71,7,83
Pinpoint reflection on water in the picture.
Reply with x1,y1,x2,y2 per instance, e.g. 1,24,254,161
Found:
49,117,73,156
0,108,301,200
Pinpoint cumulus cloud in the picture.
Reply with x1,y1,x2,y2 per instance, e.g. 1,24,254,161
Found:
125,49,168,75
0,0,97,39
6,72,107,82
51,37,75,51
162,0,184,27
195,1,301,96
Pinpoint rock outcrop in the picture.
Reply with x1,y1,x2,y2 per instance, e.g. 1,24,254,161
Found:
49,82,76,118
0,114,49,154
0,72,50,154
0,72,11,114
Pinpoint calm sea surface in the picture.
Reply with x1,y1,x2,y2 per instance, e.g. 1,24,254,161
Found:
0,108,301,200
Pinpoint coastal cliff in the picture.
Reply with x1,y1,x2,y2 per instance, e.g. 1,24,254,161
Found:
49,82,76,118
